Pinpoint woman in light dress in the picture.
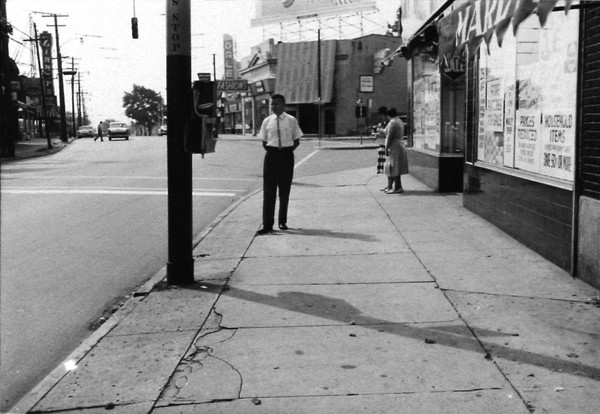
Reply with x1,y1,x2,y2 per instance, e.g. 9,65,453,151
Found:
381,107,409,194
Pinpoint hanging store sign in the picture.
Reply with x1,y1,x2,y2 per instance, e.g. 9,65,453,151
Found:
437,0,575,63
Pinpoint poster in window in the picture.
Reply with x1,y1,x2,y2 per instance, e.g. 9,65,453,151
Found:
503,84,516,168
486,78,504,133
515,109,541,173
539,109,574,181
477,67,487,161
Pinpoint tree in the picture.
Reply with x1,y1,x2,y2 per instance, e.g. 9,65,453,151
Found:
122,85,163,135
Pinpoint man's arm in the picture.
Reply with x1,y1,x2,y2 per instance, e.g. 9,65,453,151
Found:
292,139,300,150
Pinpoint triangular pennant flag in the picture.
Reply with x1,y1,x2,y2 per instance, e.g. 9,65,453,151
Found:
537,0,560,27
564,0,574,14
512,0,537,35
495,17,512,48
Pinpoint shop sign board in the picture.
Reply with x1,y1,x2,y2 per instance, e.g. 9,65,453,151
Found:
217,80,248,92
437,0,576,63
359,75,373,93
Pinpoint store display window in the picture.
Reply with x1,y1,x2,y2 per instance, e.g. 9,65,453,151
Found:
477,9,579,184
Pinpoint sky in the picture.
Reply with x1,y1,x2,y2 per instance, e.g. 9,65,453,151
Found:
6,0,402,123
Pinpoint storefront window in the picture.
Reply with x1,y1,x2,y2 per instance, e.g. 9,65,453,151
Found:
412,53,441,153
477,9,579,183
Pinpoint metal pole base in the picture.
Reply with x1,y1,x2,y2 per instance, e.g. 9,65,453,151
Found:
166,259,195,285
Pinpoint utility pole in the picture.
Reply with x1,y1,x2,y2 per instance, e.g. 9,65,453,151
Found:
166,0,194,285
44,13,68,142
77,71,82,126
63,57,77,136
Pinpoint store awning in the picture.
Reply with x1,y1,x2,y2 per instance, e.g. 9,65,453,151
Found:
437,0,575,63
274,40,336,104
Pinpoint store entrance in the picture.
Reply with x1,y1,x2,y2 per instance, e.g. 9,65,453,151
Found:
298,104,319,134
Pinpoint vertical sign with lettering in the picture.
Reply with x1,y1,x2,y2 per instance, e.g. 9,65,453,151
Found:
223,34,235,79
540,109,574,181
167,0,190,56
477,67,487,161
503,84,516,168
515,109,541,173
39,31,55,99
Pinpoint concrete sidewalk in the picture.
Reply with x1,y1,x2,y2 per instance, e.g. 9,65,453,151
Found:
10,168,600,414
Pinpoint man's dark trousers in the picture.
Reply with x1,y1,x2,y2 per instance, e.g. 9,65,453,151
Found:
263,147,294,230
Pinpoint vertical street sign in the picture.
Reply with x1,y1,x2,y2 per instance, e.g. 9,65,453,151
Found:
166,0,194,284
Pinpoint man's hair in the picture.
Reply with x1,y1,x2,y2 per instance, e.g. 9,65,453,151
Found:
271,94,286,103
377,106,388,115
386,107,398,117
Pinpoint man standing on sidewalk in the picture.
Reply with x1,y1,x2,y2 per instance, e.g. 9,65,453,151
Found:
256,94,303,235
94,121,103,142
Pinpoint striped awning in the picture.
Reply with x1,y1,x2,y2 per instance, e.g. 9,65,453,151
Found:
274,40,336,104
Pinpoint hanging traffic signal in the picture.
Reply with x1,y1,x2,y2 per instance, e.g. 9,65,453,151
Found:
131,17,138,39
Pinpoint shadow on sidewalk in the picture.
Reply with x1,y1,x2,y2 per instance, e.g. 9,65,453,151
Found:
284,228,379,242
180,282,600,382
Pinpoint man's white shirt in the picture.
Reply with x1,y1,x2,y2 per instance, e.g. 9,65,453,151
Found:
260,112,303,148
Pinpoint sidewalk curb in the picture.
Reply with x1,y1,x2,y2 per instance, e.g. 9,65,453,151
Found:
7,187,263,414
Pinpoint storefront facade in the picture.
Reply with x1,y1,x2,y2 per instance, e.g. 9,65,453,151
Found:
238,35,407,137
399,0,599,287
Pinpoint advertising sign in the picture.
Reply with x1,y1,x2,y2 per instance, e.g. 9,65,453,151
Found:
540,109,574,181
515,109,541,173
223,34,235,79
503,84,516,168
217,80,248,92
485,78,503,133
39,31,54,98
251,0,377,27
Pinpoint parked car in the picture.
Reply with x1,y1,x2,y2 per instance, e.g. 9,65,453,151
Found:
158,124,167,136
107,122,130,140
76,125,95,138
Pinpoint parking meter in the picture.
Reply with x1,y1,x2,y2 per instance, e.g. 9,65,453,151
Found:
185,80,218,155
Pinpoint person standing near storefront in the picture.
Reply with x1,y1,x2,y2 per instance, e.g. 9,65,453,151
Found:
375,106,388,175
256,94,303,235
383,107,408,194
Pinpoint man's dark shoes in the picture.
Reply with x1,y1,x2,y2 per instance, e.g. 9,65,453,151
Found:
256,227,273,235
278,224,288,230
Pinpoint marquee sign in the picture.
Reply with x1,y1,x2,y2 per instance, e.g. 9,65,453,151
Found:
437,0,575,63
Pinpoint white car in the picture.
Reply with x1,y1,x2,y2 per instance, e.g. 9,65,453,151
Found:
107,122,130,140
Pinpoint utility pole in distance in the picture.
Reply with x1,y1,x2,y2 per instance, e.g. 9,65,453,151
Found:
166,0,194,285
43,13,68,142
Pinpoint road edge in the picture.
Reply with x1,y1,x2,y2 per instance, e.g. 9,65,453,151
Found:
6,187,263,414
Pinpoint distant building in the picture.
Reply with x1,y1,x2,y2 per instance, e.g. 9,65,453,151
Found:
237,34,407,137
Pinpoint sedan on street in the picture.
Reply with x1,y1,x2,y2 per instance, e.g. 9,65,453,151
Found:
158,125,167,136
107,122,130,141
76,126,95,138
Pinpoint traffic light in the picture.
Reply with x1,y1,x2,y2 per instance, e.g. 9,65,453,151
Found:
131,17,138,39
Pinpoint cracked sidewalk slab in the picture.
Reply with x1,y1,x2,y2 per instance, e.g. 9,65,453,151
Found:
229,253,433,285
157,322,512,402
445,291,600,414
213,283,457,328
152,390,530,414
31,331,197,412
